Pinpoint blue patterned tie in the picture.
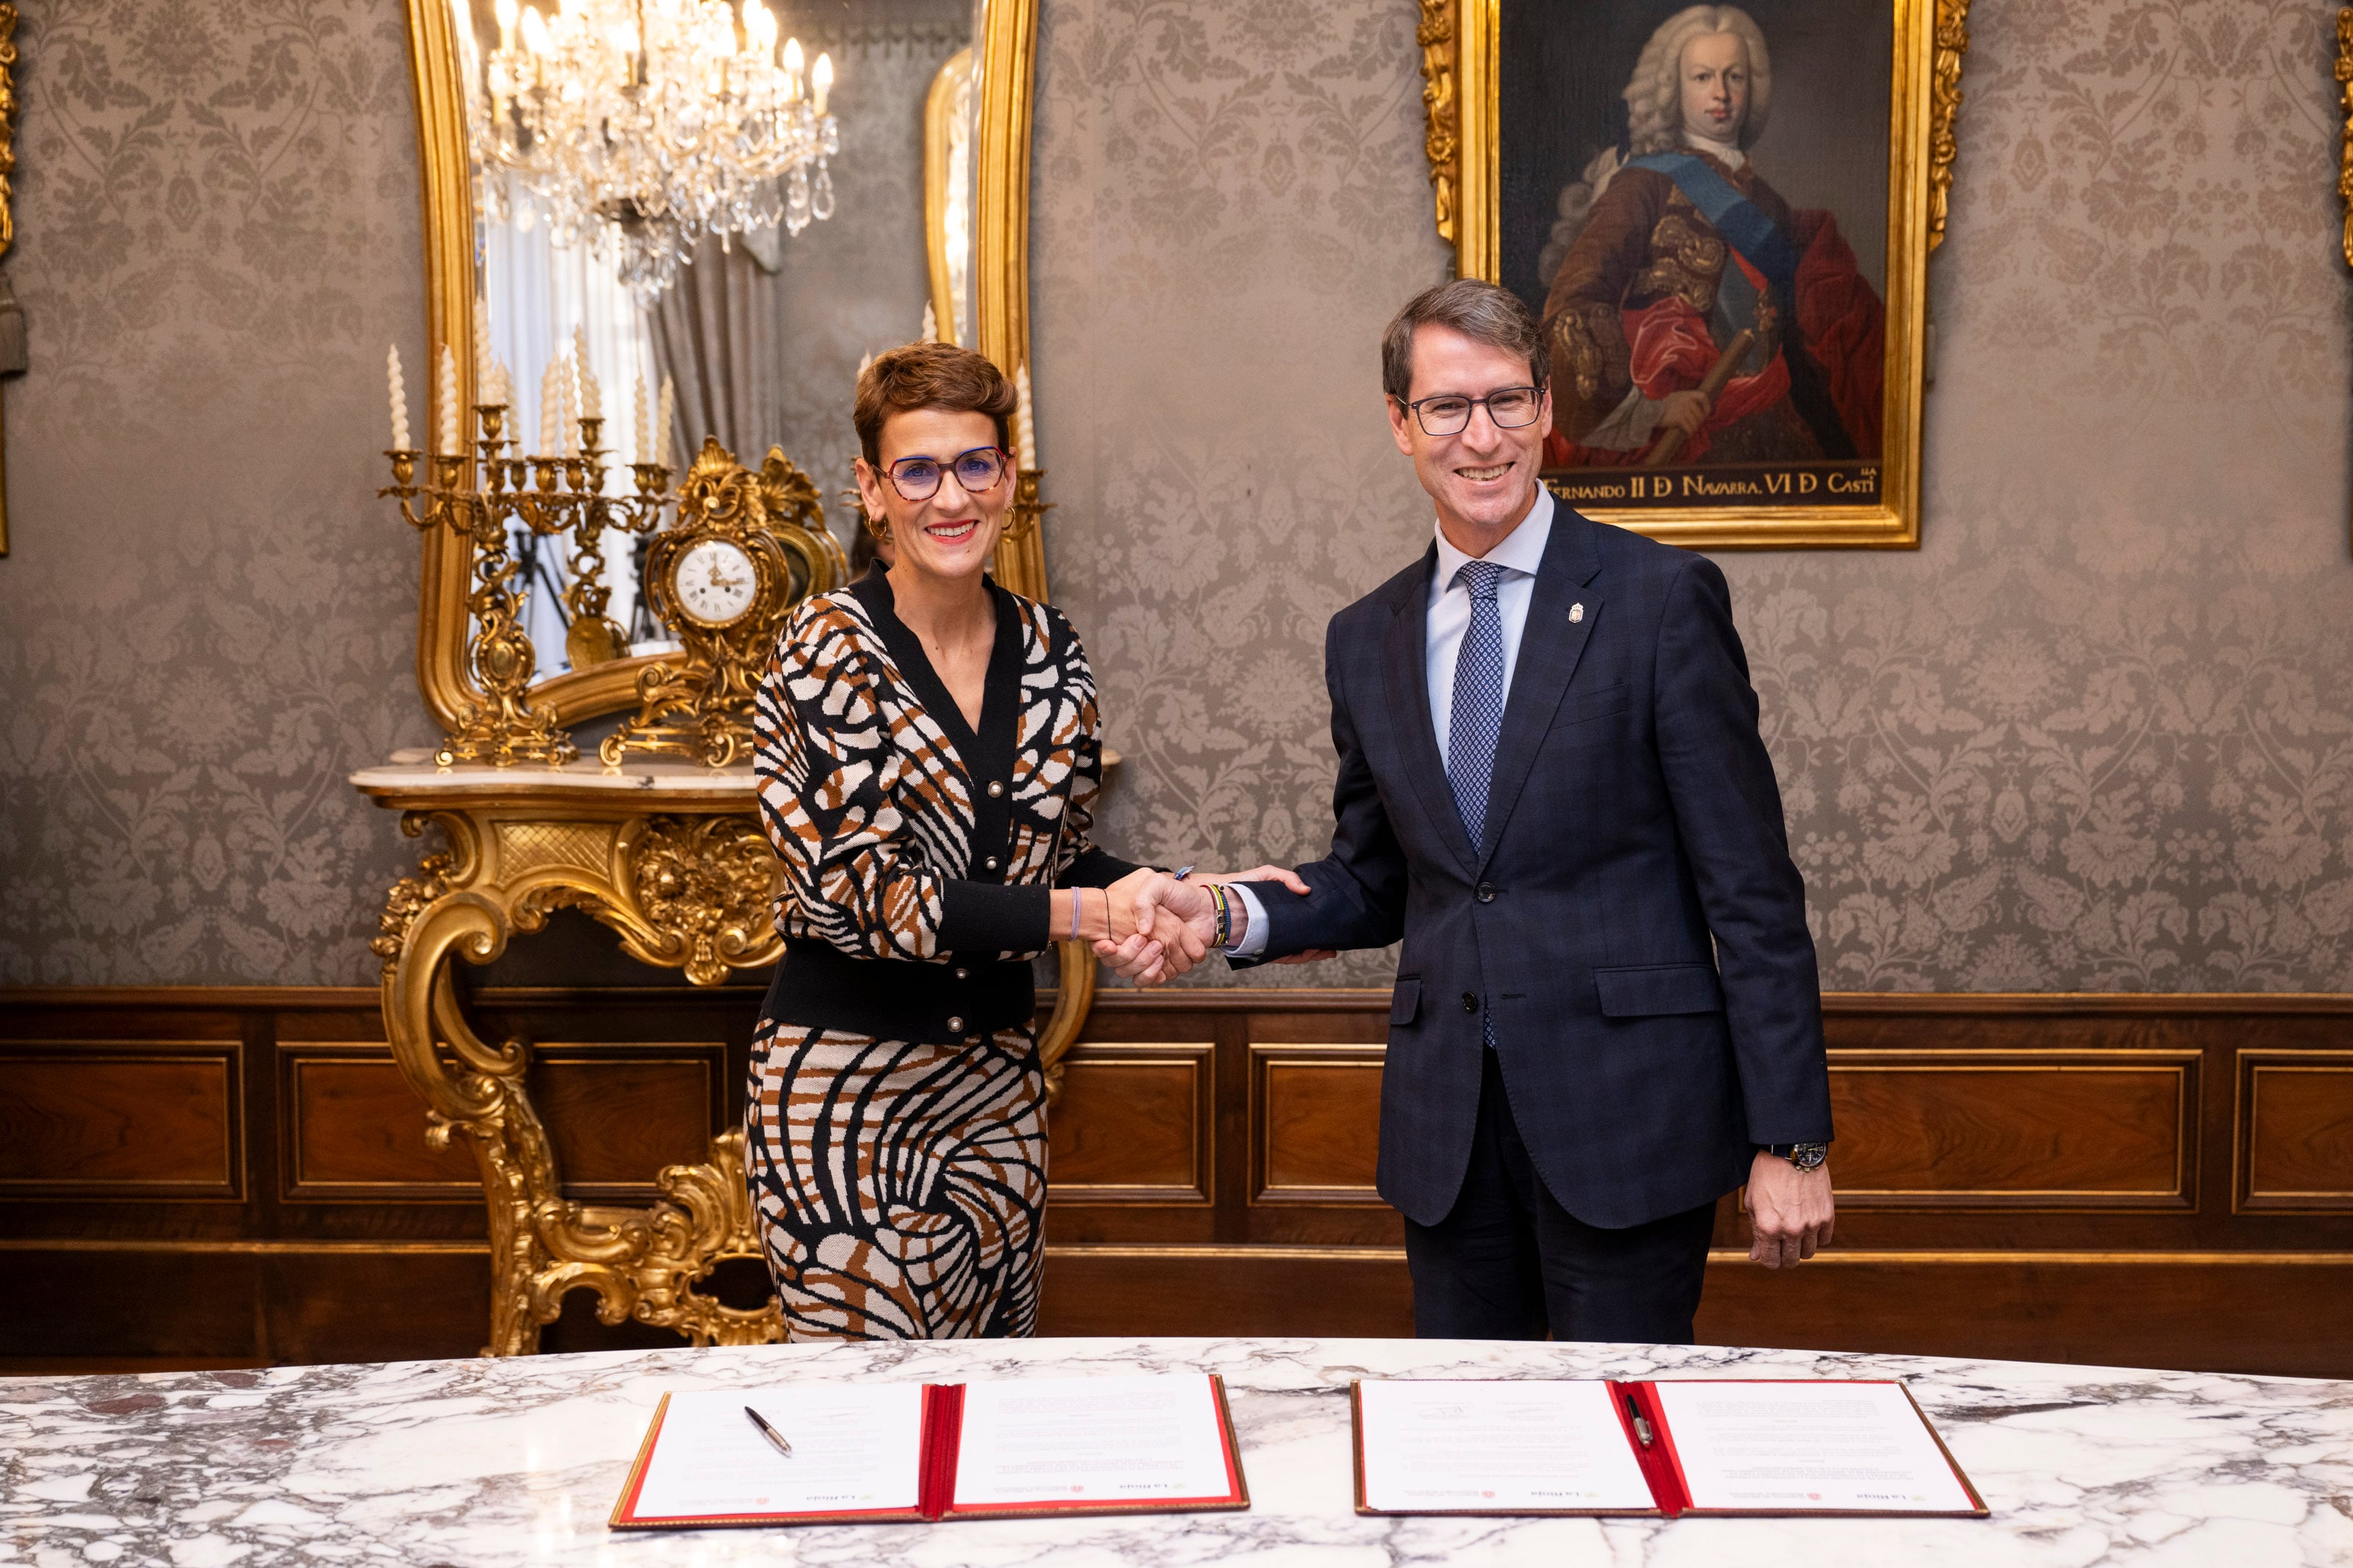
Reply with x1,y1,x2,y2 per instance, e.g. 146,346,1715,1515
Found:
1447,559,1507,848
1448,559,1507,1050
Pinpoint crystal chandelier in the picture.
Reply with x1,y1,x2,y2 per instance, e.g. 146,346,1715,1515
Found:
471,0,838,297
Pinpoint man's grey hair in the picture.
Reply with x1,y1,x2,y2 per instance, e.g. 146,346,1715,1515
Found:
1380,279,1548,404
1624,4,1772,155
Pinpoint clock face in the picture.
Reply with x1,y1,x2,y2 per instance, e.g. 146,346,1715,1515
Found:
671,538,760,628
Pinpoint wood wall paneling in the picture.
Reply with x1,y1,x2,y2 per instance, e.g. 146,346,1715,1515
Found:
1046,1042,1214,1203
2238,1050,2353,1211
1827,1050,2196,1208
282,1046,480,1200
5,987,2353,1379
0,1042,241,1198
1249,1044,1385,1204
531,1045,726,1199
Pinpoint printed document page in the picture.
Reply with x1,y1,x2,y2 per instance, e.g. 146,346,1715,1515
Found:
628,1384,925,1520
950,1373,1235,1508
1356,1380,1658,1512
1651,1381,1977,1513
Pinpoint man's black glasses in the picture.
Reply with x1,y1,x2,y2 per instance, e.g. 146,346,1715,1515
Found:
1403,386,1544,437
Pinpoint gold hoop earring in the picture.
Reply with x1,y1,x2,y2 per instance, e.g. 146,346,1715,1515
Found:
863,510,890,543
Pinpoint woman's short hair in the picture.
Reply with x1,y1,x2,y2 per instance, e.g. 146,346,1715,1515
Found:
1380,279,1548,404
1624,5,1772,154
853,341,1017,466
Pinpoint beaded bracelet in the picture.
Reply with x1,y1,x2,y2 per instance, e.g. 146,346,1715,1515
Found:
1210,882,1232,950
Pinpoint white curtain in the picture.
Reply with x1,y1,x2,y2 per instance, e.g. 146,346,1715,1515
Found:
479,191,667,668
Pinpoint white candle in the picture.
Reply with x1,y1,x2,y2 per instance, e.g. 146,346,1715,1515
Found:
539,357,560,455
559,354,580,457
655,375,674,468
573,324,601,423
438,343,460,455
812,51,831,116
473,295,493,399
635,373,651,465
388,345,411,451
1014,364,1037,470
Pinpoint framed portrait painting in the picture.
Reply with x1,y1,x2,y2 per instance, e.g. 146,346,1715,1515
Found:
1418,0,1969,548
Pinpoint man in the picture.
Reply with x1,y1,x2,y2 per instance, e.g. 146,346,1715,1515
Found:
1137,279,1833,1343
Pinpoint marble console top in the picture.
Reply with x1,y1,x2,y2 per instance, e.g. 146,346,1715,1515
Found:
350,749,1121,801
6,1336,2350,1567
351,754,759,801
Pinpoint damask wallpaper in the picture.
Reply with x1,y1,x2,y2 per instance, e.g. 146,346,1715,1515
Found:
1031,0,2353,992
0,0,438,984
0,0,2346,993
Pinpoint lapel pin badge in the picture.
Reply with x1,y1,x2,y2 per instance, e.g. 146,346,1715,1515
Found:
1569,603,1585,623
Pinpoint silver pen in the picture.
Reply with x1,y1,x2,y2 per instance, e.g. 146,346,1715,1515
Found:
743,1405,794,1458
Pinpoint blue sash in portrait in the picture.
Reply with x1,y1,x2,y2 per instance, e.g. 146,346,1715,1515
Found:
1624,152,1799,302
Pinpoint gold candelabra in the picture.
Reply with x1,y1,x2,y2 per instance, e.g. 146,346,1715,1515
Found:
381,405,672,766
1007,466,1052,543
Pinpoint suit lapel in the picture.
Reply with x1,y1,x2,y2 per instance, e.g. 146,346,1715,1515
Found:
1382,545,1479,876
1476,508,1604,871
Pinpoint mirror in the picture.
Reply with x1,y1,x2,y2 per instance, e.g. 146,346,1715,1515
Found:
401,0,1040,730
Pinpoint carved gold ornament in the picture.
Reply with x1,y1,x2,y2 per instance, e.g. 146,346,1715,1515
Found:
2338,9,2353,268
1416,0,1461,246
599,437,848,769
1928,0,1971,253
365,784,790,1354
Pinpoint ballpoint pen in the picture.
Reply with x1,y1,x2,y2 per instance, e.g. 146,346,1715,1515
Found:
744,1405,794,1458
1624,1393,1654,1449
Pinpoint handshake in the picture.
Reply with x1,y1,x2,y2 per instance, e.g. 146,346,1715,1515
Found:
1086,866,1338,986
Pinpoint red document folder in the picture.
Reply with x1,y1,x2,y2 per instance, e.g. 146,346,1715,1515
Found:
1351,1378,1989,1519
610,1375,1250,1529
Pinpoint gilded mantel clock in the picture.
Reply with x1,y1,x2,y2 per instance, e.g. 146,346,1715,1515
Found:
599,436,849,767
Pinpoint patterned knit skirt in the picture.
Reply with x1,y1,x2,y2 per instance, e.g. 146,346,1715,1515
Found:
746,1022,1046,1341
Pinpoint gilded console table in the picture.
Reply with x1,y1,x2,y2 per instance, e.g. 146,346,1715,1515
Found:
356,756,1098,1356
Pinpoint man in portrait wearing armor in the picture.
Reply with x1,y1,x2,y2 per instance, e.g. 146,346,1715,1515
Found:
1539,4,1883,470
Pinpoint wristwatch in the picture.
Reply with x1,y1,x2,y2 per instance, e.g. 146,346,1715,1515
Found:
1763,1142,1829,1172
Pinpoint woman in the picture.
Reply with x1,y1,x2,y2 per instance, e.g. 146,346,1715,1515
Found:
748,342,1198,1341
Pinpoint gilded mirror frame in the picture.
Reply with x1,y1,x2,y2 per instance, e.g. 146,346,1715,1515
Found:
1418,0,1971,550
400,0,1049,728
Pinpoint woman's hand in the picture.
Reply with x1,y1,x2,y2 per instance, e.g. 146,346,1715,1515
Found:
1094,870,1211,984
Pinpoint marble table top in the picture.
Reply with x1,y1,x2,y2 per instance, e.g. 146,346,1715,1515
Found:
6,1336,2351,1566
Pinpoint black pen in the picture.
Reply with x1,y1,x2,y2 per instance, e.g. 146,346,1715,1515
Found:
743,1405,794,1458
1624,1394,1654,1449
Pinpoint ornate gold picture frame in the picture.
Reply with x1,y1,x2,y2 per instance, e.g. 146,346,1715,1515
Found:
1419,0,1969,549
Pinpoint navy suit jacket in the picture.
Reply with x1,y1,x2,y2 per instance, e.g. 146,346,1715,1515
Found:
1236,505,1832,1230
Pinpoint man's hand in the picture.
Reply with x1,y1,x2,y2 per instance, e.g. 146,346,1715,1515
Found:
1746,1150,1834,1269
1175,864,1333,964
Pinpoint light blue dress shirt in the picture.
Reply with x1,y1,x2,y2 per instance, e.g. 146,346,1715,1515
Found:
1226,488,1556,956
